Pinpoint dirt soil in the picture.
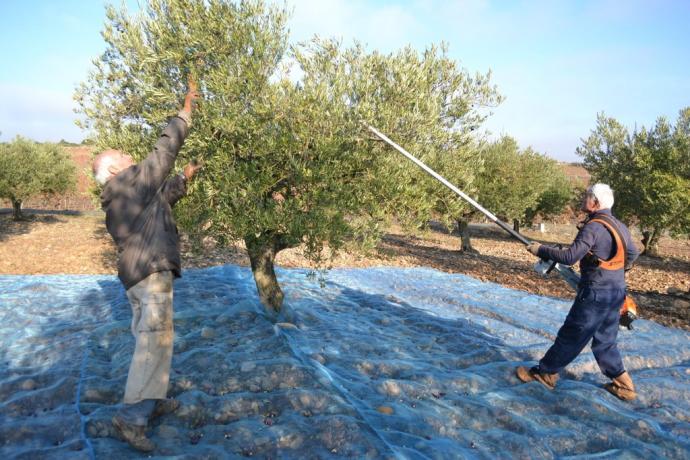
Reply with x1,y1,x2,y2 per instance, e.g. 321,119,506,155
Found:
1,212,688,331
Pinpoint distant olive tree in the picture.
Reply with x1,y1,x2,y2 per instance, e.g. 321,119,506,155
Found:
451,136,573,251
77,0,501,314
0,137,77,220
435,141,486,253
578,109,690,255
523,162,574,227
481,137,569,227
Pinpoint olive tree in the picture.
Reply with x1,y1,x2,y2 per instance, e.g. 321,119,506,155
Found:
323,43,499,253
0,137,76,220
77,0,501,313
478,137,560,228
450,136,573,250
523,162,574,227
577,110,690,255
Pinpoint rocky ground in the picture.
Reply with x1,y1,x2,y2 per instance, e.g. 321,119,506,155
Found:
1,212,688,330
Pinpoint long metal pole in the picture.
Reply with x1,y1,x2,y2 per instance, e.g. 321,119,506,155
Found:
366,123,581,290
366,124,531,245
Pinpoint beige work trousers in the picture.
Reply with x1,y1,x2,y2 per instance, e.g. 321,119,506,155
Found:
123,271,174,404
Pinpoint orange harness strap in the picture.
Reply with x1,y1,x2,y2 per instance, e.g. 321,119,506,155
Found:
588,218,626,271
587,216,637,325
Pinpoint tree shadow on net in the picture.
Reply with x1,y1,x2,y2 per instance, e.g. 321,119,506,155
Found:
0,275,128,457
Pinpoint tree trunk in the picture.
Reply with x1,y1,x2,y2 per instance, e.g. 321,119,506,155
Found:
513,219,520,233
456,219,477,253
244,233,287,315
641,228,660,256
11,199,24,221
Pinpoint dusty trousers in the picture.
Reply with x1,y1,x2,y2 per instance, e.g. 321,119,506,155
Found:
123,271,174,404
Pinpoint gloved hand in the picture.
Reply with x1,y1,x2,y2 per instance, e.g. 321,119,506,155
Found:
526,242,541,256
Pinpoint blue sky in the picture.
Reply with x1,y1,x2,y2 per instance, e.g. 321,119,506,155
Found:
1,0,688,161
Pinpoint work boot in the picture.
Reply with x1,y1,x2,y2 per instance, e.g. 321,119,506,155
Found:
604,371,636,401
516,366,559,390
112,414,155,452
151,398,180,420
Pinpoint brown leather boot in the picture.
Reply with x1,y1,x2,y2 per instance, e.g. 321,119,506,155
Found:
151,398,180,420
604,371,636,401
516,366,559,390
112,414,156,452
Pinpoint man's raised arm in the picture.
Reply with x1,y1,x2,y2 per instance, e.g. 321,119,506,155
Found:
139,79,200,191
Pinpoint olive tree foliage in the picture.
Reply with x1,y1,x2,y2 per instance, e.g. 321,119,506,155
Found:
0,137,76,220
523,165,574,226
468,136,572,241
76,0,501,313
287,39,500,255
577,110,690,255
302,41,499,253
433,140,485,253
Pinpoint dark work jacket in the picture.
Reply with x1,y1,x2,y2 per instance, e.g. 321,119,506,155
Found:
537,209,639,290
100,117,189,290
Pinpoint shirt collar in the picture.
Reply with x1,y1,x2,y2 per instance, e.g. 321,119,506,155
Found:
589,208,612,218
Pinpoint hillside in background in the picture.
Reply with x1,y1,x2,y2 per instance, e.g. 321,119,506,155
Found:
561,163,590,186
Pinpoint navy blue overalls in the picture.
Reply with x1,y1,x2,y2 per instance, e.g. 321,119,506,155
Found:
535,210,640,378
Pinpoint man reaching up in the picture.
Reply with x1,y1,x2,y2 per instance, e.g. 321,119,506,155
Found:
92,80,201,451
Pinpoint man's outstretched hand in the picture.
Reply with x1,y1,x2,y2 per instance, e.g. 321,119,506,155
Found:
183,159,203,181
183,77,200,114
526,242,541,256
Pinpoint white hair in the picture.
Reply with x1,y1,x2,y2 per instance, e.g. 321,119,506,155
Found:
93,155,116,185
588,183,615,209
93,149,126,185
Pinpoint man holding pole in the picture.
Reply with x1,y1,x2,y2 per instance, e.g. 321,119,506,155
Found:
92,81,201,451
517,184,639,401
366,126,639,401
